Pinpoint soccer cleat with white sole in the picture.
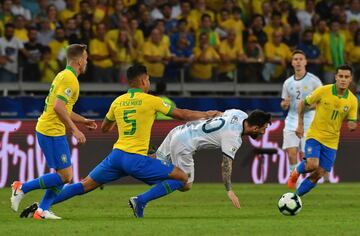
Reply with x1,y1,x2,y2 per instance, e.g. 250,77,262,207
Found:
11,181,24,212
128,197,145,218
33,209,62,220
20,202,39,218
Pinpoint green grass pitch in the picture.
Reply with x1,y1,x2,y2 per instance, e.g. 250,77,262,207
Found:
1,183,360,235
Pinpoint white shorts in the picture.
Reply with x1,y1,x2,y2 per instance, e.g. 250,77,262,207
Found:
156,127,195,183
282,130,305,152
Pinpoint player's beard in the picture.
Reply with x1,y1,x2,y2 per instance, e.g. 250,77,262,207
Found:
81,64,87,74
250,134,259,139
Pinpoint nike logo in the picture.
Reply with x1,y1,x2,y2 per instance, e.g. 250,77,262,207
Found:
13,189,18,196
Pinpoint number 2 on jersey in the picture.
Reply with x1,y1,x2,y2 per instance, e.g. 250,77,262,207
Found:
123,109,136,135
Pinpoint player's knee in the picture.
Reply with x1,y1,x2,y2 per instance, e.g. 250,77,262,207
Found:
306,160,319,171
179,183,192,192
170,167,188,183
81,176,100,193
309,168,325,182
60,173,73,183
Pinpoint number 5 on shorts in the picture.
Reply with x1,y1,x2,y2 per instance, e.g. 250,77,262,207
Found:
124,109,136,135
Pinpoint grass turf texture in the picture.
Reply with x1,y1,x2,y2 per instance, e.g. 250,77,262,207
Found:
1,183,360,236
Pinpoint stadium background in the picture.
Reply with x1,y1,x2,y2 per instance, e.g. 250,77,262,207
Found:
1,0,360,187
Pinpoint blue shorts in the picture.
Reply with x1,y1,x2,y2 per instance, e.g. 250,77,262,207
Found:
36,131,71,170
304,138,336,172
89,149,174,185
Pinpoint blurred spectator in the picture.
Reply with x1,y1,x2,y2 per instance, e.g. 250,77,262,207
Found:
79,0,93,21
346,0,360,23
92,0,108,24
322,19,345,84
347,29,360,83
23,27,42,81
59,0,77,25
219,7,245,49
244,14,268,47
262,31,292,82
150,0,167,20
109,0,125,29
48,27,68,64
0,0,15,25
170,19,194,49
166,33,194,82
296,0,316,31
106,16,130,43
39,46,60,83
143,28,171,81
155,81,176,120
154,19,170,48
161,3,178,34
297,29,323,77
196,13,220,48
79,18,93,46
313,18,327,52
89,23,114,83
65,17,81,44
217,29,245,82
261,0,272,25
190,32,220,81
11,0,31,21
38,18,55,46
189,0,215,30
177,0,197,33
129,18,145,60
242,35,265,83
0,23,27,82
49,0,66,12
110,31,135,83
170,0,181,19
33,0,49,22
47,4,60,31
282,23,299,50
279,0,300,27
264,11,283,43
345,20,360,45
139,10,153,38
13,15,28,43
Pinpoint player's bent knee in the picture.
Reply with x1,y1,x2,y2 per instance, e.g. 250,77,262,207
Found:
179,183,192,192
306,159,319,171
169,167,188,183
81,176,101,193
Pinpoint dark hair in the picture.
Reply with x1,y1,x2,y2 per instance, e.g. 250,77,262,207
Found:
232,6,242,14
201,13,211,22
336,64,353,75
156,81,167,94
247,110,272,127
127,64,147,82
66,44,87,60
5,23,14,29
292,49,306,58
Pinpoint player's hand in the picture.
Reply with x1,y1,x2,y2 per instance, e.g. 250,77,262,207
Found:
227,190,240,208
281,97,290,110
348,121,357,132
295,125,304,138
205,110,223,118
73,129,86,144
84,119,97,130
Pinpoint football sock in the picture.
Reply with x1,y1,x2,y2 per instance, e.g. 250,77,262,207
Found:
290,164,297,172
21,173,63,194
137,180,185,205
39,184,64,210
52,183,85,205
296,160,307,174
296,178,316,196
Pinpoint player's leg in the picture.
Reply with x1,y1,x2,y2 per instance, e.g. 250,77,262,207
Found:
296,144,336,196
283,130,301,172
288,138,320,189
11,133,70,212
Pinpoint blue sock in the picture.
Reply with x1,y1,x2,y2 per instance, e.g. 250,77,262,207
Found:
137,180,184,205
21,173,63,194
52,183,85,205
296,160,307,174
296,178,316,196
39,184,64,210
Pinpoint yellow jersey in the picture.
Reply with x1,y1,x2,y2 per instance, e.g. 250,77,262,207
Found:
105,88,174,155
142,41,171,78
36,66,80,136
305,84,358,150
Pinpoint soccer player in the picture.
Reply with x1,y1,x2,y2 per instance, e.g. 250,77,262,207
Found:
21,64,220,219
288,64,358,196
11,44,97,219
281,50,322,172
153,109,271,208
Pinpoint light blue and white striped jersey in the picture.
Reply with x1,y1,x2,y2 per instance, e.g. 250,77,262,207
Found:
281,72,322,131
172,109,248,159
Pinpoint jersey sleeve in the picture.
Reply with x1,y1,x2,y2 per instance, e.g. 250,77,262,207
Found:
348,97,358,121
152,96,174,116
304,86,323,106
105,100,116,122
55,77,79,104
281,80,289,99
221,132,242,159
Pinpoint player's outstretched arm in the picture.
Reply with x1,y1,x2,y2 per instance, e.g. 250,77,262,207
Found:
54,98,86,144
101,117,116,133
296,100,306,138
221,154,240,208
171,108,222,121
71,112,97,130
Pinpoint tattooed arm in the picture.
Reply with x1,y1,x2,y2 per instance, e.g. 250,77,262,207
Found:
221,154,240,208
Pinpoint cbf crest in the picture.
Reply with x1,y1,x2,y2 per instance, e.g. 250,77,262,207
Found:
61,154,67,163
343,106,349,112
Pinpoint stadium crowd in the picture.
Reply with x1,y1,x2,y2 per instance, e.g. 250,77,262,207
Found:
0,0,359,84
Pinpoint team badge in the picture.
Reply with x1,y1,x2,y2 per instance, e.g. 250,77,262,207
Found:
304,86,308,91
343,106,349,112
61,154,67,163
65,88,72,97
307,147,312,154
